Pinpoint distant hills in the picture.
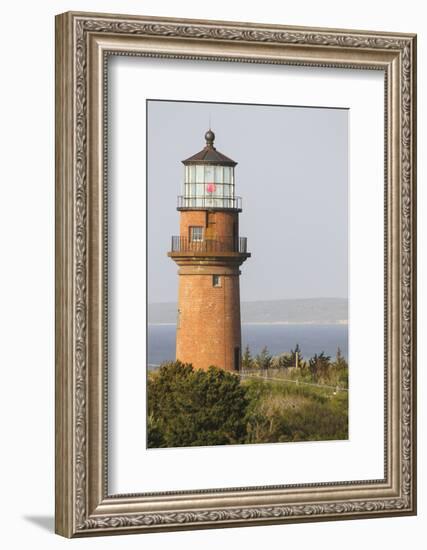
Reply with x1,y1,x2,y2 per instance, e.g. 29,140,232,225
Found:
148,298,348,325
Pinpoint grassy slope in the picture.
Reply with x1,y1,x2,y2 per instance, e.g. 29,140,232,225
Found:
243,378,348,444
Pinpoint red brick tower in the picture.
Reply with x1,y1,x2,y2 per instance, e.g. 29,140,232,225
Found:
168,130,250,371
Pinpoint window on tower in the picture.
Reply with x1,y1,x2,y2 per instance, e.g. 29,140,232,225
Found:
189,226,203,242
212,275,221,287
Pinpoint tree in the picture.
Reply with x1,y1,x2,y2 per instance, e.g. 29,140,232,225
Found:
290,343,303,368
333,347,348,388
242,345,254,370
147,361,248,448
275,344,304,369
308,352,331,382
275,352,293,369
335,347,346,368
255,346,272,370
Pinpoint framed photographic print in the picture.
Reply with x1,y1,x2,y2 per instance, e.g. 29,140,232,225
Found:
55,11,417,537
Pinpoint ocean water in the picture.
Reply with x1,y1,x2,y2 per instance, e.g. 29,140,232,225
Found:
148,323,348,369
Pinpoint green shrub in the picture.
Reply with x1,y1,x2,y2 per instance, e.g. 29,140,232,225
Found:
147,361,248,448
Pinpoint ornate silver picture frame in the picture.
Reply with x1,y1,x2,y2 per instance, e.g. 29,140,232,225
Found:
55,11,417,537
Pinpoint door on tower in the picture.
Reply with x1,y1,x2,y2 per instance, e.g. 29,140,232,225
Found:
234,347,240,372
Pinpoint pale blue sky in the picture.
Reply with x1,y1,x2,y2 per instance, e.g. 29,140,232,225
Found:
147,100,348,303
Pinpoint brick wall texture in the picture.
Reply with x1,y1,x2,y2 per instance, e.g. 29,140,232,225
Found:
174,210,243,371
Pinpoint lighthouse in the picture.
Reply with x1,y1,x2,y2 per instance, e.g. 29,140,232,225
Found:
168,129,250,372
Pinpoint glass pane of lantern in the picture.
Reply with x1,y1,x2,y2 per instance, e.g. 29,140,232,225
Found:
215,165,223,183
223,166,231,183
188,165,195,183
205,165,214,183
196,165,204,182
206,181,217,196
195,183,204,197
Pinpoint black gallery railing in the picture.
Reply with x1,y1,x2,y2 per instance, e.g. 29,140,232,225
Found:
177,195,242,209
170,236,248,254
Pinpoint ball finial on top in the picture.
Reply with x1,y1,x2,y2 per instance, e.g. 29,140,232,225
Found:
205,129,215,146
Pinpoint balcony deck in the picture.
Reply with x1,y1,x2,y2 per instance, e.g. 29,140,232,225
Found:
169,236,248,254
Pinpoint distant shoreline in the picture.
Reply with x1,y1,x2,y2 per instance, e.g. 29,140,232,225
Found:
148,298,348,326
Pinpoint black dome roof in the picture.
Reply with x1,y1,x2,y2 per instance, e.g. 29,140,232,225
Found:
182,130,237,167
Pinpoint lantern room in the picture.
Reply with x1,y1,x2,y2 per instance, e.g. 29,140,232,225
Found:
178,130,241,210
